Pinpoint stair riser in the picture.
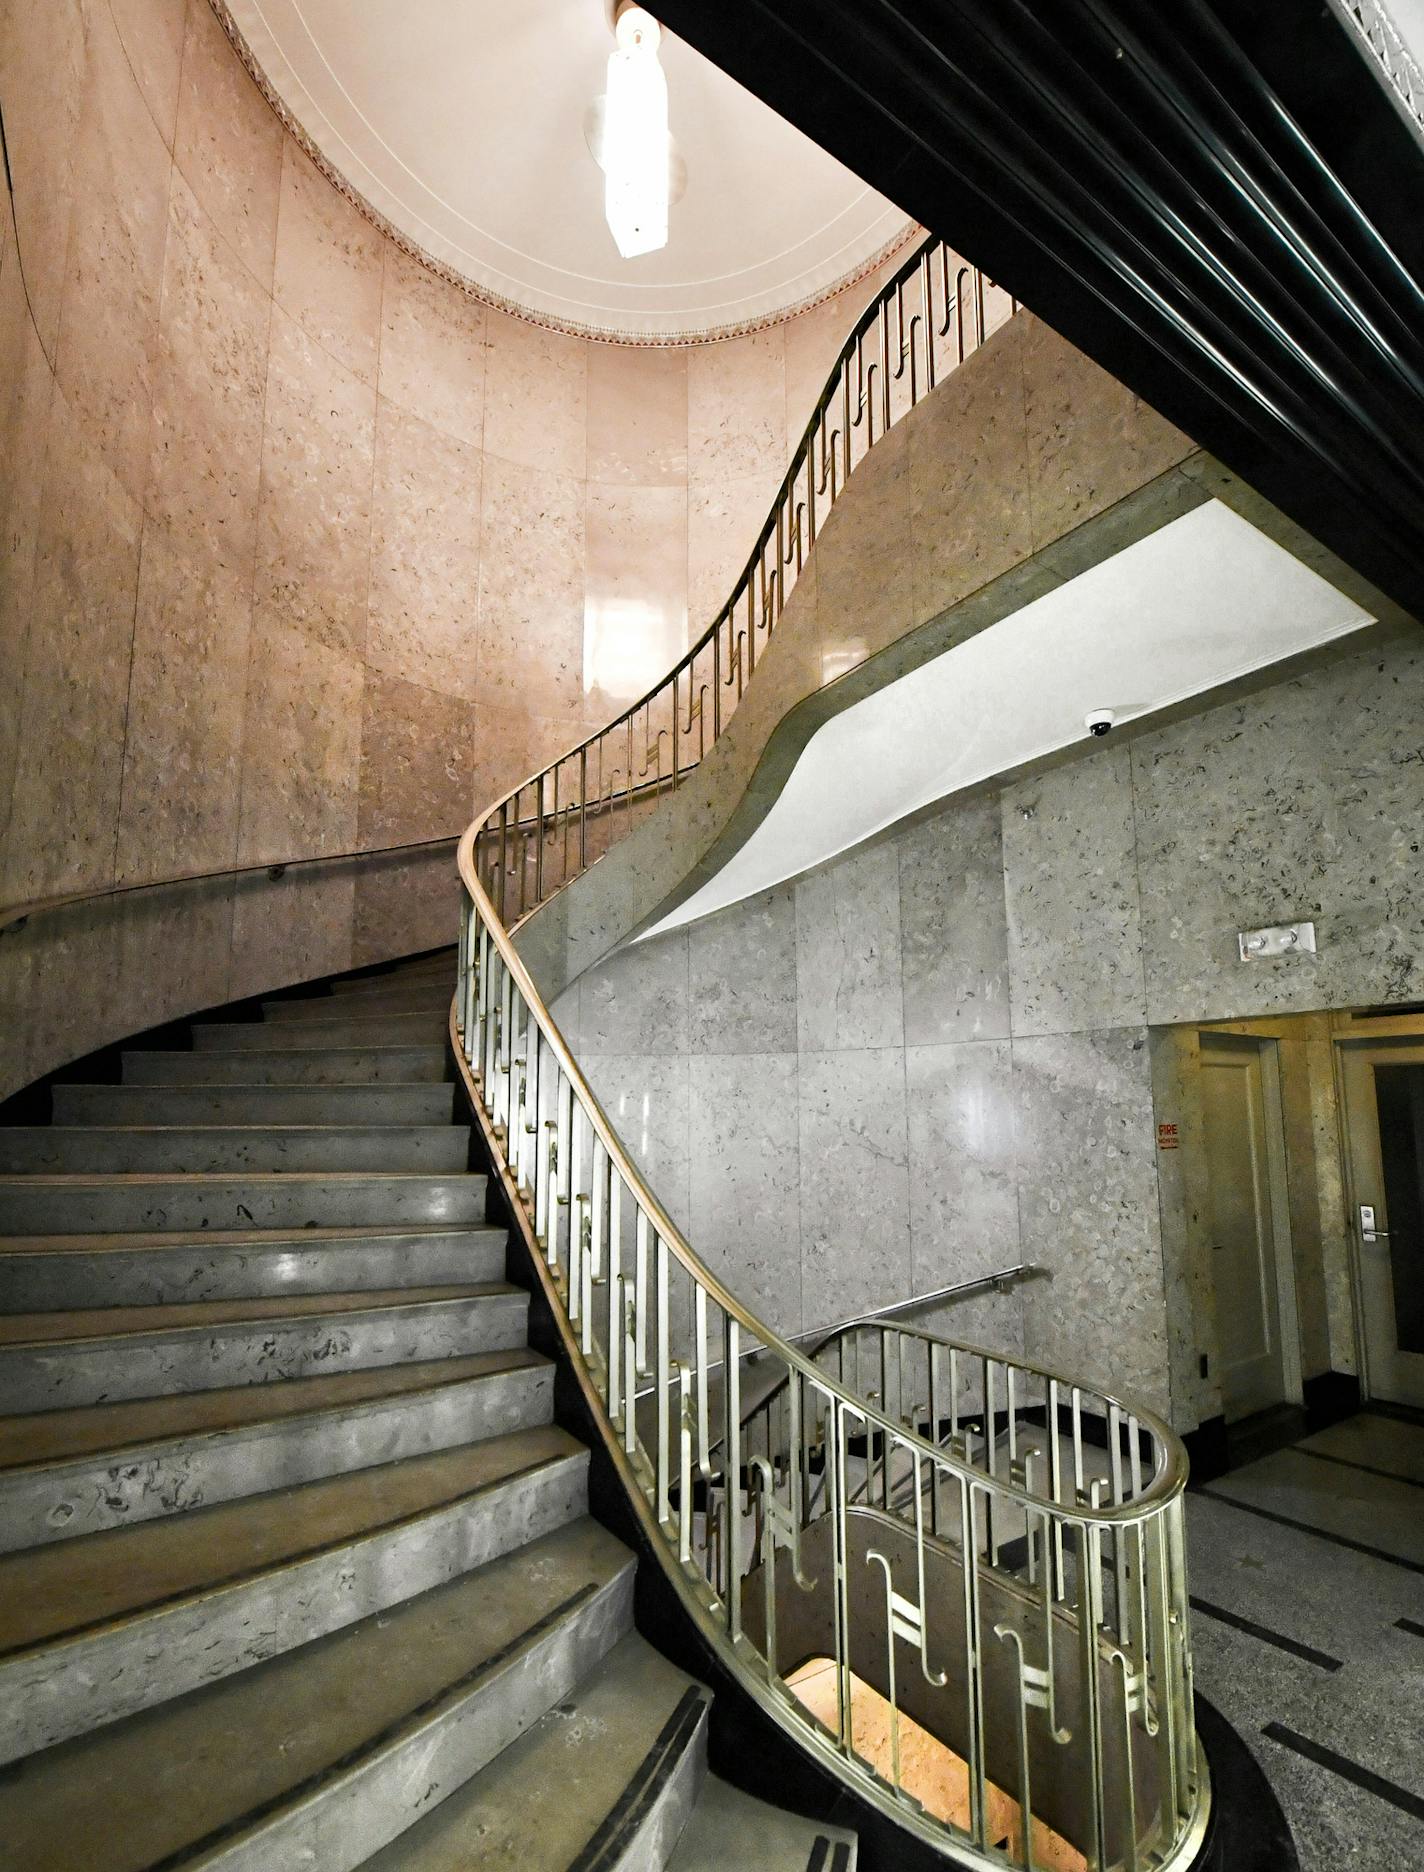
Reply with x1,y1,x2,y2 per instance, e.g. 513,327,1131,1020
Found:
123,1048,450,1085
332,957,455,992
0,1451,591,1765
198,1563,634,1872
0,1174,486,1235
0,1362,553,1552
0,1292,527,1413
618,1704,710,1872
193,1015,446,1050
0,1230,506,1310
264,987,451,1019
53,1085,455,1125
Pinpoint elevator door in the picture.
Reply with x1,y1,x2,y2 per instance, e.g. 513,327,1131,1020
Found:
1200,1035,1292,1423
1341,1043,1424,1409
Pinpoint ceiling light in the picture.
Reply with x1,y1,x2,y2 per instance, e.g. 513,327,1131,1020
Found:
602,4,669,258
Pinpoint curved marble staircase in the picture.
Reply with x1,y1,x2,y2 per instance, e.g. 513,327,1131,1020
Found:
0,951,854,1871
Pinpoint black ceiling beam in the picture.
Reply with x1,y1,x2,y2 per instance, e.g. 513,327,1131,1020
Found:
656,0,1424,620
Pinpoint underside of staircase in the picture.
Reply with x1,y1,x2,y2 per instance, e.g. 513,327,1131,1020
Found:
0,950,855,1871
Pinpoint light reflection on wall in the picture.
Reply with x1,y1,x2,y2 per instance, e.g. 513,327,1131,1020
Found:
584,597,689,706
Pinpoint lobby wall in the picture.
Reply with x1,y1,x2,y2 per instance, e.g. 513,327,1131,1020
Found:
556,635,1424,1426
0,0,899,1097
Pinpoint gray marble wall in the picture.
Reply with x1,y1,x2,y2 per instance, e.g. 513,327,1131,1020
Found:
559,635,1424,1425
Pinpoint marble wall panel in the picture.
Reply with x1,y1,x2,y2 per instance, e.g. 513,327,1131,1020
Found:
587,344,687,485
468,701,582,824
688,885,797,1054
229,866,355,1004
272,143,383,383
689,1053,802,1334
1020,313,1192,552
1014,1027,1170,1413
687,475,770,634
1003,744,1146,1037
580,928,690,1057
146,172,270,569
236,625,362,864
897,795,1010,1044
0,0,86,357
795,841,905,1052
352,848,460,966
1134,643,1424,1022
378,247,486,447
905,1040,1019,1294
482,308,586,477
2,395,141,901
583,483,689,717
906,321,1033,628
366,398,482,700
582,1053,692,1236
108,0,189,149
784,286,863,452
0,238,54,869
115,520,250,882
688,327,786,486
54,0,171,503
172,0,282,286
357,671,479,848
1,905,122,1099
799,1047,912,1330
111,876,236,1043
476,457,585,716
255,305,375,658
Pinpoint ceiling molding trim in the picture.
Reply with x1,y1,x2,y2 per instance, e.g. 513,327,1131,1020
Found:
206,0,919,347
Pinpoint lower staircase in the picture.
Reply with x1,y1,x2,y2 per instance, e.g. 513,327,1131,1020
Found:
0,950,854,1871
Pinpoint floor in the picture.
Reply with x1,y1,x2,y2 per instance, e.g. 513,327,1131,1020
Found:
1184,1409,1424,1870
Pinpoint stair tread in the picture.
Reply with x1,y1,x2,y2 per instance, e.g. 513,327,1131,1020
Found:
0,1424,584,1656
0,1222,503,1257
0,1283,520,1346
0,1170,480,1184
0,1517,631,1872
669,1776,857,1871
363,1630,706,1871
0,1347,549,1472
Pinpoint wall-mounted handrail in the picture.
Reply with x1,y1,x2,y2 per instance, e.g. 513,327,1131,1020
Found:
451,234,1206,1870
0,832,463,939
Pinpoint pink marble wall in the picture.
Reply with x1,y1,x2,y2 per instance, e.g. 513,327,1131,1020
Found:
0,0,894,1095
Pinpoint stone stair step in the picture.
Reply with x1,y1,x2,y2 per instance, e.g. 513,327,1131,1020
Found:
0,1223,507,1309
0,1125,471,1175
0,1346,553,1552
193,1012,446,1050
363,1630,710,1872
122,1045,450,1085
668,1776,859,1871
0,1284,527,1412
53,1082,456,1125
263,983,452,1019
0,1169,486,1234
331,952,456,992
0,1424,588,1764
0,1516,633,1870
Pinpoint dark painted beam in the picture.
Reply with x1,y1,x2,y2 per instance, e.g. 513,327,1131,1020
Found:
657,0,1424,620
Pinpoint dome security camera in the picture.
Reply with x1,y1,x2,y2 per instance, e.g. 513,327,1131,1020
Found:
1085,708,1116,738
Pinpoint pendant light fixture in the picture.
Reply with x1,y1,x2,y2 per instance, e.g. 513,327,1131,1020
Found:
600,3,669,258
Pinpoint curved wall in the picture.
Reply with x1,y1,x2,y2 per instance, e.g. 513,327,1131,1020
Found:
0,0,888,1096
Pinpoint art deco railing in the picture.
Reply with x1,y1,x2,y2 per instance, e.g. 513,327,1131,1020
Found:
451,235,1208,1870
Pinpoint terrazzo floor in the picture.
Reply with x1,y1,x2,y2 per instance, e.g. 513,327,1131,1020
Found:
1185,1410,1424,1870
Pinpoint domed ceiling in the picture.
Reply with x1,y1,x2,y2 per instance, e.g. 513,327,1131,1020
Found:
220,0,915,340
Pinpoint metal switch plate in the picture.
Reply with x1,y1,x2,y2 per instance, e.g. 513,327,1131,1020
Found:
1238,920,1316,961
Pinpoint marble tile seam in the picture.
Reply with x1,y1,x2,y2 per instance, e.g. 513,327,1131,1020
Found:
1292,1444,1424,1492
1193,1486,1424,1577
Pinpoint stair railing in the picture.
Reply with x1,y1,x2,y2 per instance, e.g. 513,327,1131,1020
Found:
452,235,1207,1869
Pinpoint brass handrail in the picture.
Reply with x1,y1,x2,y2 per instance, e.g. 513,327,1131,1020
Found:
0,832,462,938
451,234,1205,1869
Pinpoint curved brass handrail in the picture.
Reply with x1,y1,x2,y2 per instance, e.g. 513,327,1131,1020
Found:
452,234,1205,1870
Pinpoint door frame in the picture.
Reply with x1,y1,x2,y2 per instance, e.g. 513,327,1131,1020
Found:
1197,1030,1304,1414
1333,1025,1424,1404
